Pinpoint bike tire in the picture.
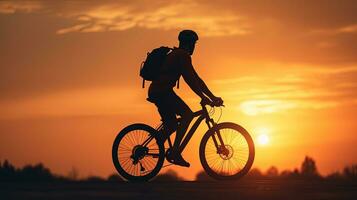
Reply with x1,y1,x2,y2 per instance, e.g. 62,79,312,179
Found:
112,123,165,181
199,122,255,180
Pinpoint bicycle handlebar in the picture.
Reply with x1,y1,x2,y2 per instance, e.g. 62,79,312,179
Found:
200,98,224,107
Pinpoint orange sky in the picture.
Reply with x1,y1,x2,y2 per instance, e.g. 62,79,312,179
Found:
1,0,357,180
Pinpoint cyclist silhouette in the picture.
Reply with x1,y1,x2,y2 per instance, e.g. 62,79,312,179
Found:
147,30,223,167
112,30,254,181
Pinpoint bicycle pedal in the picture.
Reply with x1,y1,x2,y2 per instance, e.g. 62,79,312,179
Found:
139,162,146,172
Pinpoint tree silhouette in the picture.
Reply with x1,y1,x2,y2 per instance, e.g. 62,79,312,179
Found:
19,163,54,181
3,159,357,183
300,156,320,178
343,164,357,180
67,167,79,180
0,160,17,181
0,160,55,181
245,168,263,179
266,166,279,177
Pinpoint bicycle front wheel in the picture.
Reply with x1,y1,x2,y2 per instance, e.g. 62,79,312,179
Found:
199,122,255,180
112,123,165,181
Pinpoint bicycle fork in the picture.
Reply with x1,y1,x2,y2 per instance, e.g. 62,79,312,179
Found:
206,119,227,155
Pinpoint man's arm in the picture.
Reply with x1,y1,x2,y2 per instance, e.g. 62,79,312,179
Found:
181,64,206,99
181,54,216,100
196,76,215,100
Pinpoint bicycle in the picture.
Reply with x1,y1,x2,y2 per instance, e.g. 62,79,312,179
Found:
112,99,255,181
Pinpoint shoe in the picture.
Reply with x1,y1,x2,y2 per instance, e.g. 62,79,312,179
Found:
166,150,190,167
172,154,190,167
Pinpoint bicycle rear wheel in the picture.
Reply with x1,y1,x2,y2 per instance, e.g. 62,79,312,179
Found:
199,122,255,180
112,123,165,181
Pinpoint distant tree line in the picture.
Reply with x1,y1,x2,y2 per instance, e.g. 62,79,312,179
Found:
196,156,357,182
0,160,59,182
0,160,111,182
1,156,356,182
0,160,183,182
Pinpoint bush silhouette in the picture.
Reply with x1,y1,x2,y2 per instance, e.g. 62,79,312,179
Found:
2,158,357,183
107,173,125,182
326,171,343,181
195,170,212,181
280,168,300,179
154,170,183,181
266,166,279,178
85,176,105,183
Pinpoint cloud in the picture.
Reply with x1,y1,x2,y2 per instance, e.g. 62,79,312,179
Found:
2,0,357,65
55,1,249,36
311,24,357,36
239,99,296,116
0,0,249,37
0,1,43,14
214,65,357,115
1,0,357,103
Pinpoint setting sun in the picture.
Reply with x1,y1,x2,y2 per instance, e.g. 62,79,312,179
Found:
257,134,269,146
256,127,271,146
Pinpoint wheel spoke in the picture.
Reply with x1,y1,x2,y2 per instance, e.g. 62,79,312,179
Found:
114,127,164,180
203,127,252,177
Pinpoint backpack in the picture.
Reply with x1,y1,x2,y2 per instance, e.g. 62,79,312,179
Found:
140,46,172,88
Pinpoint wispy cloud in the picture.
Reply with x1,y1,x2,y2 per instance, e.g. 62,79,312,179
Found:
239,99,296,116
310,24,357,36
0,1,43,14
0,1,249,37
56,1,249,36
214,65,357,115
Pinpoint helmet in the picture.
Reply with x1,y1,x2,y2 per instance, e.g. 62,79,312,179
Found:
178,30,199,43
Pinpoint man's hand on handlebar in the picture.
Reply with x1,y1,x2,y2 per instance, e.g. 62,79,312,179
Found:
211,96,224,107
201,96,224,107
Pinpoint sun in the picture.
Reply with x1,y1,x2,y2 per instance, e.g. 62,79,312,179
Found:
257,134,269,145
256,127,271,146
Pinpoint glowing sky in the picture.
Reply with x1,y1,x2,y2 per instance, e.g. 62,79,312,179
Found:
1,0,357,180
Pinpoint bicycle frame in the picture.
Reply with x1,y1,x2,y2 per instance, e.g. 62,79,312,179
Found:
141,103,226,154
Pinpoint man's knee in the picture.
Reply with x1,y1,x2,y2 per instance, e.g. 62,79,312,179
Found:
164,120,177,134
182,109,194,122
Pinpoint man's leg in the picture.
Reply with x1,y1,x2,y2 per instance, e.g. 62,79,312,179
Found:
173,110,193,153
171,93,193,163
153,91,193,166
155,101,177,138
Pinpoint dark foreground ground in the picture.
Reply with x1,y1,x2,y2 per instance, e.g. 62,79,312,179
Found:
2,180,357,200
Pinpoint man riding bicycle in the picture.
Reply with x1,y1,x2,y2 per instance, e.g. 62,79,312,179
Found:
147,30,224,167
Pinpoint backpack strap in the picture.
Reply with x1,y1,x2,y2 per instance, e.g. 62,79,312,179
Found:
171,47,179,89
140,61,145,88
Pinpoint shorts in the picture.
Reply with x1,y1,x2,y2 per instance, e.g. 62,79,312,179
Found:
148,90,193,133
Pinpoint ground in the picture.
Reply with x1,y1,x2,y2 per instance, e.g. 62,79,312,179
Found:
2,180,357,200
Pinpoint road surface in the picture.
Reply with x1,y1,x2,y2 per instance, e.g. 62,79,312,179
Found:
2,180,356,200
